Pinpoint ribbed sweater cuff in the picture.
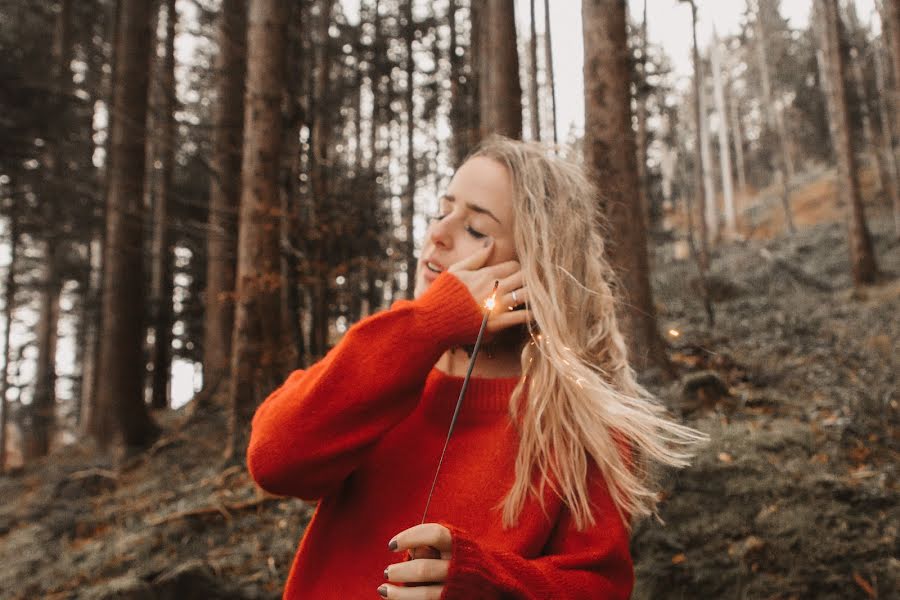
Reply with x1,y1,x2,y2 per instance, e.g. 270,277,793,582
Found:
440,522,495,599
412,271,486,348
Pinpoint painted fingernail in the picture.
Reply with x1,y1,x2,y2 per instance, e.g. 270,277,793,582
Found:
384,567,389,580
388,539,398,551
377,585,388,598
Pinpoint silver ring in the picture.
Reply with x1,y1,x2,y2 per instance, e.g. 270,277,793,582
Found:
511,289,519,304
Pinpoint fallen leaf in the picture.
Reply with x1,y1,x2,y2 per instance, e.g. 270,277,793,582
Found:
852,571,876,598
671,553,686,565
718,452,734,463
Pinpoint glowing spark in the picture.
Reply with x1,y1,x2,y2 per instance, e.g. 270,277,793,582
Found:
668,328,680,337
483,280,500,311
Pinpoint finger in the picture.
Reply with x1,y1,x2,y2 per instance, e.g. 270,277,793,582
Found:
483,259,520,282
498,271,524,293
385,558,450,583
447,238,493,273
487,308,534,333
389,523,453,553
378,583,444,600
502,286,528,310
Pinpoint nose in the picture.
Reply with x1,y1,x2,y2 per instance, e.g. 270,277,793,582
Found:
427,212,456,249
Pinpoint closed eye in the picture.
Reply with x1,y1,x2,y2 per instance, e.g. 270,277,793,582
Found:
426,213,486,239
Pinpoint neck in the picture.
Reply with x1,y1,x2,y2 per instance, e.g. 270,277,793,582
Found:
435,346,522,379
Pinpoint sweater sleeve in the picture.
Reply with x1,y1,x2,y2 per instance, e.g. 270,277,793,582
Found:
246,271,485,500
437,469,634,600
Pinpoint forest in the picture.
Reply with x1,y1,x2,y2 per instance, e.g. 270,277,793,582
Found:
0,0,897,598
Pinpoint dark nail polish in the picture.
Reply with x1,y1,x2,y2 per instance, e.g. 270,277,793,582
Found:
388,539,398,551
384,567,389,580
377,584,388,598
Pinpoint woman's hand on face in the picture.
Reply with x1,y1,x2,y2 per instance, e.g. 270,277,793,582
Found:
379,523,452,599
446,239,534,335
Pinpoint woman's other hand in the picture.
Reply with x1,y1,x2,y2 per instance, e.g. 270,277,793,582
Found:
379,523,452,599
447,239,533,335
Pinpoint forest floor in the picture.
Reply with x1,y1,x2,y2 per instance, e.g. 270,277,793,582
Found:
0,170,897,600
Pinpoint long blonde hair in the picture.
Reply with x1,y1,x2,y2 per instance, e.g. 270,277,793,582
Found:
468,136,708,531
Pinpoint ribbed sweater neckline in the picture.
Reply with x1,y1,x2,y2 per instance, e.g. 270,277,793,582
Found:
421,366,523,424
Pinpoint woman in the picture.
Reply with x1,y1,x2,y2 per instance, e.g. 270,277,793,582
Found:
247,136,706,599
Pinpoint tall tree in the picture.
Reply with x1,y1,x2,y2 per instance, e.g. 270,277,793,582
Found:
227,0,290,459
711,30,736,240
682,0,710,271
478,0,522,139
582,0,670,373
527,0,540,140
886,0,900,120
200,0,247,407
149,0,177,410
403,0,416,298
635,0,650,232
873,27,900,237
0,200,17,472
28,0,74,458
820,0,878,286
751,0,796,234
543,0,557,145
94,0,160,448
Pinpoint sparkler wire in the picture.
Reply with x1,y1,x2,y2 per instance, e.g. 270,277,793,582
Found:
420,280,499,524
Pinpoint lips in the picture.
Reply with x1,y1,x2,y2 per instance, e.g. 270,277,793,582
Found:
421,257,445,282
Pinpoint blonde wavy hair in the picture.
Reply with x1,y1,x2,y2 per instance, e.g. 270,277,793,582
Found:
467,136,708,531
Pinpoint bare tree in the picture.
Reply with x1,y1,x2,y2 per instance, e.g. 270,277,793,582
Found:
820,0,879,286
94,0,160,449
404,0,416,298
582,0,671,374
711,30,736,240
227,0,291,459
751,0,796,235
0,200,18,472
478,0,522,139
149,0,177,411
527,0,540,141
543,0,557,145
200,0,247,408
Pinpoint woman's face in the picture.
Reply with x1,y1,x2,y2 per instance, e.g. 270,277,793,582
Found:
414,156,517,299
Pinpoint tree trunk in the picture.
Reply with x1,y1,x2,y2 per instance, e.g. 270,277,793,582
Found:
753,0,795,234
886,0,900,124
227,0,290,459
711,31,736,240
201,0,246,407
0,205,18,473
543,0,557,145
527,0,540,141
725,71,747,193
699,66,717,245
685,0,710,272
478,0,522,139
582,0,670,374
149,0,177,411
821,0,879,286
874,35,900,237
404,0,416,299
95,0,160,449
635,0,650,233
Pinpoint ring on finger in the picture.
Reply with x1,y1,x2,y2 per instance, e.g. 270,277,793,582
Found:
511,289,519,304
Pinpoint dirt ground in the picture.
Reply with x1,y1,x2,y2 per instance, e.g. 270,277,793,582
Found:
0,175,897,599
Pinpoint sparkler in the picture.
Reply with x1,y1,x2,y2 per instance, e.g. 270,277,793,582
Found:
421,279,500,524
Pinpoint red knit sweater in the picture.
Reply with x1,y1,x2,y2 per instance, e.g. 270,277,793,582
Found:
246,271,634,599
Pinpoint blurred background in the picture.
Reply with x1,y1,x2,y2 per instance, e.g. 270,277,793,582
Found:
0,0,897,598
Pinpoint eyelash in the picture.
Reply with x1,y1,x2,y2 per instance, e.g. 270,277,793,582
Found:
426,212,487,239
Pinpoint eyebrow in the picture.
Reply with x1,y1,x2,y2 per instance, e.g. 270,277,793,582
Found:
441,194,502,226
